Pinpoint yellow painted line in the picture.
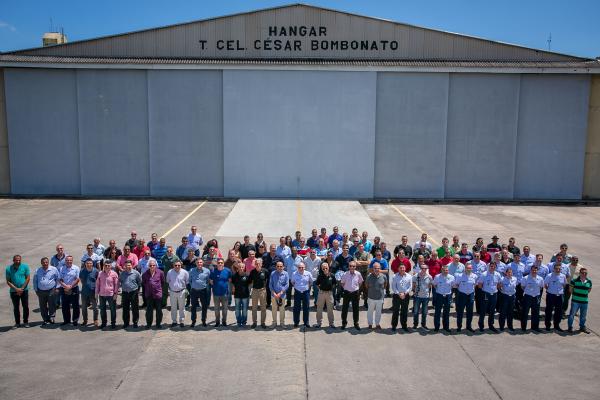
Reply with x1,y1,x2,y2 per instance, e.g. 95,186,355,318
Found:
296,199,303,232
390,204,440,247
161,201,207,239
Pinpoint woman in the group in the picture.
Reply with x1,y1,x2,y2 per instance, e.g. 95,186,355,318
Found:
232,261,251,327
256,243,267,258
472,238,484,253
285,235,293,249
104,248,119,273
255,233,266,252
231,241,242,260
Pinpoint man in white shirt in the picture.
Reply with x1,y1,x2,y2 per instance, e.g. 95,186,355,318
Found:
166,260,189,328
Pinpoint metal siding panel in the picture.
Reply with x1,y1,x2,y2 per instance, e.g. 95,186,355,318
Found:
223,70,376,198
77,69,150,195
514,75,590,199
147,70,223,196
4,68,81,194
445,73,520,198
375,72,449,198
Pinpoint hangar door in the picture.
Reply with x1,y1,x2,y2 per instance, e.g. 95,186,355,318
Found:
223,70,376,198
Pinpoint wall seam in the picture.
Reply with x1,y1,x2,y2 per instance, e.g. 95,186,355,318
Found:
0,69,11,194
372,71,378,199
442,73,451,199
220,69,225,197
75,69,83,195
511,74,522,200
146,70,152,196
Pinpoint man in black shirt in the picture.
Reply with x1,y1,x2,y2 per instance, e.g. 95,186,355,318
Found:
240,235,256,260
394,235,413,260
314,263,337,328
334,245,353,308
248,259,269,328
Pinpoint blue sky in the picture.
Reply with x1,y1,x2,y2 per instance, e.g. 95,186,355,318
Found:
1,0,598,58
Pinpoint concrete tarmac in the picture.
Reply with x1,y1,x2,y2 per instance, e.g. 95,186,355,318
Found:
0,199,599,400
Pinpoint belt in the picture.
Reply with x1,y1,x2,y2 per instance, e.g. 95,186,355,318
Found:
170,289,184,293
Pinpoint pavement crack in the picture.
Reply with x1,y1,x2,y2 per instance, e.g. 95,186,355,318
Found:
452,336,504,400
108,332,155,400
303,328,309,400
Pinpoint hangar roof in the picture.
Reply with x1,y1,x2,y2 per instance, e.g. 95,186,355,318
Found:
1,3,594,66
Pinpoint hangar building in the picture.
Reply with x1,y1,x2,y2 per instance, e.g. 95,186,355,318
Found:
0,4,599,200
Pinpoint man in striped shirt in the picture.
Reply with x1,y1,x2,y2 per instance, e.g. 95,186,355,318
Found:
568,267,592,334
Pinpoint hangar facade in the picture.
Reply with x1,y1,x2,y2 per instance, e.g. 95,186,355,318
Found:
0,3,599,200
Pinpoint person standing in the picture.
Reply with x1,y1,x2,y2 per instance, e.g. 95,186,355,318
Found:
5,255,30,328
568,267,592,334
33,257,59,325
79,259,99,327
119,260,142,329
96,261,119,329
476,261,502,332
314,262,336,328
189,258,210,328
59,255,80,326
365,262,387,330
432,265,455,332
563,256,580,315
291,262,313,328
232,262,251,327
391,264,412,332
249,258,269,329
142,259,165,329
544,263,567,331
187,225,203,253
520,265,544,332
210,258,231,327
412,265,432,331
498,267,518,331
454,263,478,332
167,260,189,328
340,261,364,330
160,246,180,307
269,261,289,328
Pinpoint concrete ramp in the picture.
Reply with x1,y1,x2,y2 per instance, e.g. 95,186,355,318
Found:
216,199,382,239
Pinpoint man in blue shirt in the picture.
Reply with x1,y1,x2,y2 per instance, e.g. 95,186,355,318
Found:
59,255,81,326
209,259,231,327
33,257,60,325
291,262,313,328
189,259,210,327
79,259,99,327
151,238,168,269
6,255,30,327
327,226,343,248
269,261,289,328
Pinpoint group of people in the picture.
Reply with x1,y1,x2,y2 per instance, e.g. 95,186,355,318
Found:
5,225,592,334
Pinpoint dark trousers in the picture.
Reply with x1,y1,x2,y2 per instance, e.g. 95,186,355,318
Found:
293,290,310,326
478,291,497,329
562,286,571,313
190,288,210,323
456,291,474,329
499,293,515,329
285,281,292,306
521,294,540,330
122,290,140,326
99,296,116,326
145,297,163,327
545,293,563,329
61,287,80,323
434,293,451,330
10,291,29,324
36,289,57,322
515,285,524,318
391,293,410,329
341,290,360,325
475,287,483,314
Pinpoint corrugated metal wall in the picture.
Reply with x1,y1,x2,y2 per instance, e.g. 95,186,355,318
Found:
18,5,577,62
3,68,591,199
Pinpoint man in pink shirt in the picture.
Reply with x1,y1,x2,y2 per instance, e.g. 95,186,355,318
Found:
117,245,139,273
340,261,364,330
244,250,257,274
96,262,119,329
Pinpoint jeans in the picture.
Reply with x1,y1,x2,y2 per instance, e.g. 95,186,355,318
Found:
293,290,310,326
36,289,57,322
521,294,540,330
456,291,474,329
545,293,563,329
99,296,116,326
10,291,29,324
413,297,429,327
80,292,98,323
235,297,249,325
568,302,588,329
190,288,209,323
478,292,497,329
145,297,163,327
122,290,140,326
498,293,515,330
434,293,451,330
367,298,384,326
391,293,410,329
341,290,360,326
61,287,80,323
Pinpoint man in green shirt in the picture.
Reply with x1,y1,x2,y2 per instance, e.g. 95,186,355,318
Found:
5,255,31,327
568,267,592,334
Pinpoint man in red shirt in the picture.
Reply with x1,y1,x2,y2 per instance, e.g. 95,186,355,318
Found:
426,252,443,279
391,250,411,274
480,246,492,264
